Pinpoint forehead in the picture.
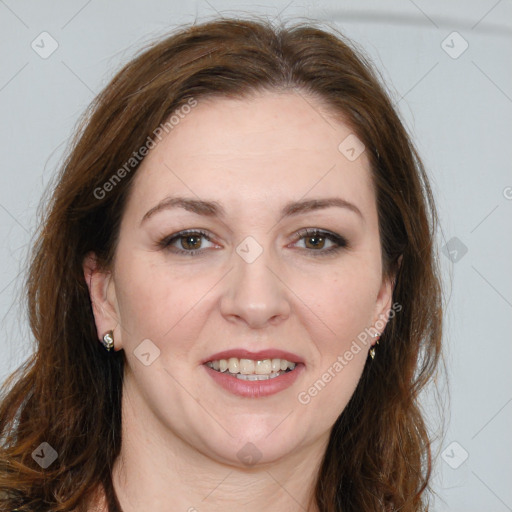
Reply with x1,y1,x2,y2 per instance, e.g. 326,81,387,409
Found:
127,91,374,218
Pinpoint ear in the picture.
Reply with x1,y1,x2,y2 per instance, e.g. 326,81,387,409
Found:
372,256,402,340
83,251,123,350
372,275,393,334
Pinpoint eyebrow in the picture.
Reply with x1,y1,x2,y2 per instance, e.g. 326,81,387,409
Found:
140,196,363,226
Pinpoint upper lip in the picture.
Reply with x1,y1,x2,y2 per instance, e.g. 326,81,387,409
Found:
201,349,304,365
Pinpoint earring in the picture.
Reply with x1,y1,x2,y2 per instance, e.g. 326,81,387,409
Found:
369,332,380,360
101,330,114,351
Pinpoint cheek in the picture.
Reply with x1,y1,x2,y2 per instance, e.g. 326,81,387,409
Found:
294,273,373,416
112,254,190,340
113,252,226,356
291,262,379,344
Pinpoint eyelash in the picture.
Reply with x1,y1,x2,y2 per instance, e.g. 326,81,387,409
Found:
158,228,348,257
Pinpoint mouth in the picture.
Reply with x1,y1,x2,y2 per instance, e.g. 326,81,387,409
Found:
204,357,297,381
201,349,304,398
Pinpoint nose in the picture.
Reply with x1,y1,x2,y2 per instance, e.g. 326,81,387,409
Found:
220,245,291,329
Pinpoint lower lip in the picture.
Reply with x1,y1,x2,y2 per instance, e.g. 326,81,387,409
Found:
203,363,305,398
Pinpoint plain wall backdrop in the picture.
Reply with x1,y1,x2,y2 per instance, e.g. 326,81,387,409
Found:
1,1,511,510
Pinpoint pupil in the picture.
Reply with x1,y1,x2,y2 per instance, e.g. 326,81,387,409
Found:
306,236,324,249
181,234,326,251
183,235,201,250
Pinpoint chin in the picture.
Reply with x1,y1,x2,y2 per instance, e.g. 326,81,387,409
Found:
202,425,305,467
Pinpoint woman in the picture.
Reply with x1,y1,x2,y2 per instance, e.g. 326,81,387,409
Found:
0,16,442,512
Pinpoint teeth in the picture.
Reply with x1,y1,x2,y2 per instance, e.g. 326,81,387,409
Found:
206,357,297,375
255,359,272,374
228,357,239,373
237,371,282,381
240,359,255,375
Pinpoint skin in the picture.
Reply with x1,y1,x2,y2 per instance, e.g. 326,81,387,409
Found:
84,90,394,511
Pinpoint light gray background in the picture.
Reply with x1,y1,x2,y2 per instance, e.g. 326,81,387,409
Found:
1,1,511,510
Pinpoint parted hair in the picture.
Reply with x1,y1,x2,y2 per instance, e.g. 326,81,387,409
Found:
0,16,443,512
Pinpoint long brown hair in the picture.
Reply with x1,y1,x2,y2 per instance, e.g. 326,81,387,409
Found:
0,16,443,511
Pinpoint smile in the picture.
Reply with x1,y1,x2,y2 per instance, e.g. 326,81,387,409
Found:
203,357,304,398
205,357,296,381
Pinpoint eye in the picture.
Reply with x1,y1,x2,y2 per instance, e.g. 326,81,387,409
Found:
158,229,218,256
158,228,348,257
291,228,348,256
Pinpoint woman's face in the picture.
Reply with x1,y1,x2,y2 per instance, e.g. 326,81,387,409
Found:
87,90,393,466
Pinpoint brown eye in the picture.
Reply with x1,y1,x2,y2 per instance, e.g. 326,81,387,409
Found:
158,229,217,255
180,234,203,251
293,228,348,256
304,233,327,250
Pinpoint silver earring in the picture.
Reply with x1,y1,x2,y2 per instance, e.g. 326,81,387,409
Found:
369,332,381,360
101,330,114,351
